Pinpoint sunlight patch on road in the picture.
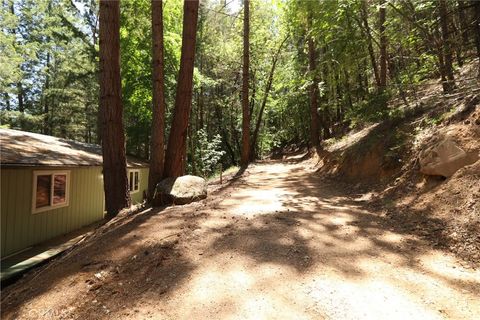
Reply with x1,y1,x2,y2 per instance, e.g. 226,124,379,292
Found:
234,295,311,320
376,232,403,244
305,277,444,320
187,267,255,305
328,213,356,225
418,251,480,285
219,189,286,216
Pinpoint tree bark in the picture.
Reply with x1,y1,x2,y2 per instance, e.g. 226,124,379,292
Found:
250,36,288,160
250,57,275,161
43,52,50,135
456,1,469,49
99,0,131,217
474,0,480,78
379,0,387,90
4,93,10,111
17,81,25,130
308,19,321,151
240,0,250,168
438,0,456,92
17,82,24,113
163,0,199,178
85,103,91,143
249,70,256,124
360,0,380,88
213,103,236,165
148,0,167,200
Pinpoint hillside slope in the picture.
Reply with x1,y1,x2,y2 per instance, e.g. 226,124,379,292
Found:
317,62,480,267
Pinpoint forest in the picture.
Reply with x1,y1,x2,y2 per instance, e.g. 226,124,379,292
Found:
2,0,479,216
1,0,480,318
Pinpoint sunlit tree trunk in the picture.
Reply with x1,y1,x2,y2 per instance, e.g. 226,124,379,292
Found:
379,0,387,90
251,58,276,159
308,16,321,151
240,0,250,168
99,0,131,217
148,0,167,200
43,52,50,135
164,0,199,178
360,0,380,88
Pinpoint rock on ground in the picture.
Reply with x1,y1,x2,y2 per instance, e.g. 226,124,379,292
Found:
154,175,207,205
419,136,477,177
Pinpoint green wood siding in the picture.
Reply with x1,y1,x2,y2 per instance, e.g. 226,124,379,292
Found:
1,167,105,258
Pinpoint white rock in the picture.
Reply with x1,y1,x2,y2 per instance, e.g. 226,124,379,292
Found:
419,137,475,177
155,175,207,205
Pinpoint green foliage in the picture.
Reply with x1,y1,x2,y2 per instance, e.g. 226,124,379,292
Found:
120,0,183,157
2,0,471,171
346,91,392,126
1,0,98,141
191,129,225,178
0,110,44,130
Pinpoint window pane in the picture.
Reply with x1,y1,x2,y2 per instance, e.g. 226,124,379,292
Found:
36,175,51,208
129,172,133,191
134,172,139,190
53,174,67,204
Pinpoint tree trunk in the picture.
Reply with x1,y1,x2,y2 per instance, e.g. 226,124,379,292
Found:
188,123,195,175
148,0,167,200
250,37,288,161
249,70,256,123
43,52,50,135
240,0,250,168
451,21,464,67
85,103,91,143
17,83,24,113
388,2,455,92
322,111,331,139
4,93,10,111
251,58,276,161
308,20,321,151
457,1,469,49
435,33,449,93
17,82,25,130
99,0,131,218
438,0,456,92
379,0,387,90
213,103,237,165
163,0,199,178
360,1,380,88
197,13,205,130
474,0,480,78
343,69,353,112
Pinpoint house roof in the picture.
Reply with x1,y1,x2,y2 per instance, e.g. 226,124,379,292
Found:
0,128,149,168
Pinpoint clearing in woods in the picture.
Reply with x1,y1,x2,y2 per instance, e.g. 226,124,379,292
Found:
1,160,479,319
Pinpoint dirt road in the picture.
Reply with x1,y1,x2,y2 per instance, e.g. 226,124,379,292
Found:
2,161,479,319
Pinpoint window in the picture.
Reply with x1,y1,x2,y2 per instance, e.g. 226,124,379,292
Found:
32,171,70,214
128,169,140,194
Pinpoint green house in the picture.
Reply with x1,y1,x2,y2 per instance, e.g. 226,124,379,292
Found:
0,129,149,259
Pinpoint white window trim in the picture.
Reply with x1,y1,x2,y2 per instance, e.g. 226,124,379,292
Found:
32,170,71,214
128,169,140,194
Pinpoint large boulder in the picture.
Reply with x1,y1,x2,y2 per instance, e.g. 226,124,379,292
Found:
419,137,476,177
154,175,207,205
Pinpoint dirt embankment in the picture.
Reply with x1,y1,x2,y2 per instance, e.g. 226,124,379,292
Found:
316,71,480,267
